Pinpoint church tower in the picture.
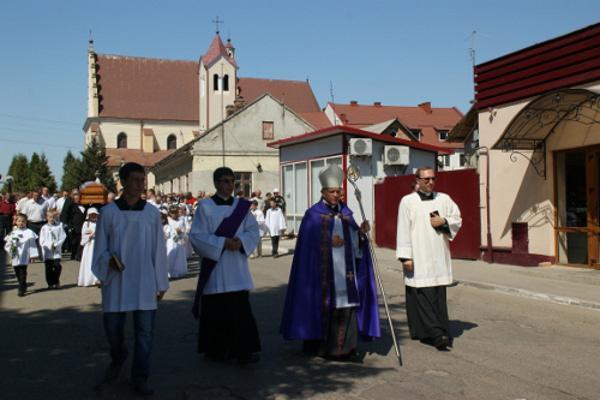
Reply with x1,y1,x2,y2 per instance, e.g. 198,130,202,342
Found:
199,33,238,131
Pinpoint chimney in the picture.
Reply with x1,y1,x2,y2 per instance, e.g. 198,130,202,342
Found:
226,104,236,117
350,100,358,106
234,95,246,111
373,101,382,107
418,101,432,114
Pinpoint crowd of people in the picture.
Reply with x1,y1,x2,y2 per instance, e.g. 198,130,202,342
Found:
2,162,461,396
0,183,291,297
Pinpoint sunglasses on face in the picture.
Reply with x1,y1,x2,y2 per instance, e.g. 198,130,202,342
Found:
418,177,436,182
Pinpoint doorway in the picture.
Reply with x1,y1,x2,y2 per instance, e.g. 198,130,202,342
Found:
555,146,600,268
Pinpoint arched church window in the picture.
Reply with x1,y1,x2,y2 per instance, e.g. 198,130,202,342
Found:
213,74,219,91
167,134,177,150
223,74,229,91
117,132,127,149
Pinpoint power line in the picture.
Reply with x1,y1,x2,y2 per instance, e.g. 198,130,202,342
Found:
0,113,81,126
0,136,81,150
0,125,80,137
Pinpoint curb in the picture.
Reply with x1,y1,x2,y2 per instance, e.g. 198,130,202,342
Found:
458,279,600,312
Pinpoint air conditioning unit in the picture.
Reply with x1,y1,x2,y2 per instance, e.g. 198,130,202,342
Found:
384,145,409,165
349,138,372,156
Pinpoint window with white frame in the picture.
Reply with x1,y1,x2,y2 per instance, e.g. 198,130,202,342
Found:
438,130,449,141
234,172,252,198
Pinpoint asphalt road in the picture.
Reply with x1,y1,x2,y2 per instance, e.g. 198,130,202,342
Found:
1,247,599,400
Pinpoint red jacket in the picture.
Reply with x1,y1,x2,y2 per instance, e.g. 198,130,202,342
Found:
0,201,16,216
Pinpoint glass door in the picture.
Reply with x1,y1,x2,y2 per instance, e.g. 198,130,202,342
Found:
555,146,600,268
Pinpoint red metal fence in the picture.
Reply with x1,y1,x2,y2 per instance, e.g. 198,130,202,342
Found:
374,168,481,259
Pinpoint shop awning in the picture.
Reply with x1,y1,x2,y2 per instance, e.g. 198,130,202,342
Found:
492,89,600,151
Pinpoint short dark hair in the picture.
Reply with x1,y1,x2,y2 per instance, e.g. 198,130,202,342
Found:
415,166,434,179
119,162,145,181
213,167,235,183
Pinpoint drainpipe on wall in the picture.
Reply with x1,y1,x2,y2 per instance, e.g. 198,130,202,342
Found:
475,146,493,263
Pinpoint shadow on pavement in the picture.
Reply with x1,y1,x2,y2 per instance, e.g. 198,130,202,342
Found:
0,280,398,400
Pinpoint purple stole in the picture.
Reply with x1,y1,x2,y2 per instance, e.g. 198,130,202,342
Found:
191,198,251,319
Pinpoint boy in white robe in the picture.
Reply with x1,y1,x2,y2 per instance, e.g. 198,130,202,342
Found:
265,200,286,257
179,205,194,258
4,214,38,296
165,207,188,278
92,162,169,396
250,200,267,258
189,167,261,364
396,166,462,351
40,210,66,289
78,208,99,287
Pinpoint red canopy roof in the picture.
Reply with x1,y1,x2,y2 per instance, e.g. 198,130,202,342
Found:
268,125,452,154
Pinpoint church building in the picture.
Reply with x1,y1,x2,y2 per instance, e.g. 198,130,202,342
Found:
82,32,329,191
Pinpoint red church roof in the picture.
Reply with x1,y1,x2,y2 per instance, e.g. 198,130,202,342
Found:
238,78,321,113
200,34,237,68
95,54,199,121
93,55,321,121
329,102,464,149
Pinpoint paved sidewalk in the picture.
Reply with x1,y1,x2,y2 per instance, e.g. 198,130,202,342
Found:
276,237,600,311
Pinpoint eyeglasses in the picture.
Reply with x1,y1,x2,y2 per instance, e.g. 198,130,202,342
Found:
418,177,436,182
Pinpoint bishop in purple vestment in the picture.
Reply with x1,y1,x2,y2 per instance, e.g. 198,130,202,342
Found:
280,164,380,361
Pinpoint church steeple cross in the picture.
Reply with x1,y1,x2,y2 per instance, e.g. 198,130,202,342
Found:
212,16,224,34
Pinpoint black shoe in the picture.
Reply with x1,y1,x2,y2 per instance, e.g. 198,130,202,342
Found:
103,362,123,383
236,353,260,365
17,291,25,297
433,335,450,351
131,380,154,396
205,353,231,363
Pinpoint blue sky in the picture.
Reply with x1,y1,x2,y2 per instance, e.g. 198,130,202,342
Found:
0,0,598,185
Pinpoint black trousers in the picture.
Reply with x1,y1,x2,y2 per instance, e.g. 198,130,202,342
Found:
303,307,358,357
70,232,82,260
271,236,280,256
405,285,450,341
0,214,12,242
198,290,261,359
44,259,62,286
13,265,28,295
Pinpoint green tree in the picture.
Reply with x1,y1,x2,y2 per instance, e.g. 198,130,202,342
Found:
30,153,57,193
61,150,81,191
5,154,31,193
37,153,56,193
76,138,115,191
28,152,41,191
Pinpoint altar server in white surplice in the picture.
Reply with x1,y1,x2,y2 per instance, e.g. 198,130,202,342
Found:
4,213,39,297
396,166,461,351
165,206,188,279
189,167,261,364
78,207,99,287
92,162,169,396
265,200,286,257
40,209,66,289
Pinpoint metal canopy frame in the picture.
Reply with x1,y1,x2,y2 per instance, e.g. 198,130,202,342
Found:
492,89,600,179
